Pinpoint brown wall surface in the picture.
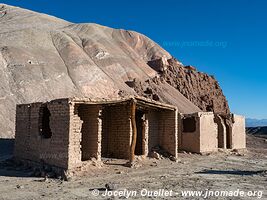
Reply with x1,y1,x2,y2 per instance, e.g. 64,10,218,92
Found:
215,115,227,149
15,98,178,170
158,110,178,157
199,112,218,152
69,104,102,169
179,113,200,153
179,112,218,153
14,100,70,169
101,104,131,159
147,110,160,152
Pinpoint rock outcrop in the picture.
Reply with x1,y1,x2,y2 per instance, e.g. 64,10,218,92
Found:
148,58,230,114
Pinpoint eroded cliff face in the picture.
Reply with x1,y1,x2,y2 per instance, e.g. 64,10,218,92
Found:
147,58,230,114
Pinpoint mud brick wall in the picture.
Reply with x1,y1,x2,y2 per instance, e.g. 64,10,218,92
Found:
72,104,101,164
158,109,178,157
179,113,201,153
179,112,218,153
14,100,70,169
214,115,227,149
143,117,149,156
14,102,43,161
68,103,102,169
40,100,70,169
231,114,246,149
147,110,159,152
102,104,131,159
68,104,83,168
199,112,218,152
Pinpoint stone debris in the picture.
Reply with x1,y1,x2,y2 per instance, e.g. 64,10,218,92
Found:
150,151,162,160
16,185,24,189
105,183,118,191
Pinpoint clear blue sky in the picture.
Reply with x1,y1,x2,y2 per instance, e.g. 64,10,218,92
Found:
2,0,267,119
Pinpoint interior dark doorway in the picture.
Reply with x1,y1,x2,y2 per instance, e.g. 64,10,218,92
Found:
135,110,145,156
226,125,231,149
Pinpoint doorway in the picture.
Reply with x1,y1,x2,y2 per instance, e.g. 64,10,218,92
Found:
135,110,145,155
76,104,98,161
226,125,231,149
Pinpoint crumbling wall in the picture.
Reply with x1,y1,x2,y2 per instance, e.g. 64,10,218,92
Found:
179,112,218,153
77,104,102,161
14,99,70,169
214,115,227,149
14,103,42,161
231,114,246,149
147,110,159,152
42,100,70,168
179,113,200,153
199,112,218,152
69,103,102,168
101,104,131,159
158,109,178,157
214,114,246,150
69,103,83,168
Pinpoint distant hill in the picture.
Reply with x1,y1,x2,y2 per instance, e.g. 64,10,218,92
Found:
246,126,267,136
246,118,267,127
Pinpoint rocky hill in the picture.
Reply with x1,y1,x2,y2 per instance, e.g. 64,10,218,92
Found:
147,57,230,114
246,126,267,136
0,4,229,138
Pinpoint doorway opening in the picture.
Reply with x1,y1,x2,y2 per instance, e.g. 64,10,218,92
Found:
182,117,196,132
135,110,145,156
77,104,98,161
226,125,231,149
39,105,52,139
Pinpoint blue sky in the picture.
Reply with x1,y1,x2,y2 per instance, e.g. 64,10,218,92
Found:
2,0,267,119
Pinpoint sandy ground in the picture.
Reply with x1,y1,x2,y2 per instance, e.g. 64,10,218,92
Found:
0,135,266,200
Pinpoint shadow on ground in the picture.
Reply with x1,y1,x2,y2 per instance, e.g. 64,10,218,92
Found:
195,169,266,176
0,138,34,178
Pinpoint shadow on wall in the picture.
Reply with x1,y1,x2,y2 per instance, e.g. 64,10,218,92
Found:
0,138,14,159
195,169,266,176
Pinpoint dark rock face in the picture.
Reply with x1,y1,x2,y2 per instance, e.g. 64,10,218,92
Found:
148,58,230,114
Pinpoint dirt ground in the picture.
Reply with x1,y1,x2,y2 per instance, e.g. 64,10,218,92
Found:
0,135,266,200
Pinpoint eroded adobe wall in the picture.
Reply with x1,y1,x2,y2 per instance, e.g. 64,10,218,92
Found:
231,114,246,149
14,103,43,161
79,105,102,161
101,104,131,159
199,112,218,152
68,104,102,169
178,113,201,153
14,100,70,169
158,109,178,157
147,110,160,152
42,100,70,168
214,115,227,149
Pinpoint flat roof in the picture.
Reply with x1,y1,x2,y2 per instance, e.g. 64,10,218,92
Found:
69,96,177,111
17,96,177,111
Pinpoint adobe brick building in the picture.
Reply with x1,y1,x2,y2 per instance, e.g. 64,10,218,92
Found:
14,97,178,170
179,112,246,153
215,114,246,150
14,96,246,173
